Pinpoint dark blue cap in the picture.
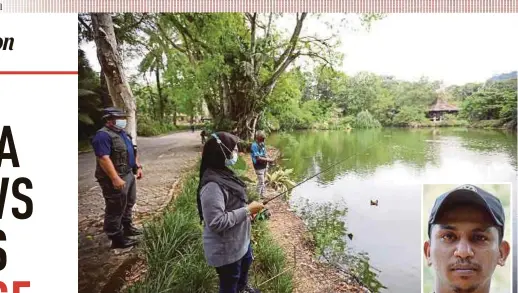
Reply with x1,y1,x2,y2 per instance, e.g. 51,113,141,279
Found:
427,184,505,238
102,107,128,119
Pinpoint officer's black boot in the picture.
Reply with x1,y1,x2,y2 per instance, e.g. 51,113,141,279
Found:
110,235,139,249
123,223,143,237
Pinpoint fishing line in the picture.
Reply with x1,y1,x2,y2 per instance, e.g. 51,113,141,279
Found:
262,139,386,205
250,138,388,287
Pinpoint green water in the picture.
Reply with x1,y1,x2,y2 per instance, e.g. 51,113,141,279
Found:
267,128,517,293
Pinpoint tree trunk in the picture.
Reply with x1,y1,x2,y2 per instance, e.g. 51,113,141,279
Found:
172,103,178,127
99,69,112,107
91,13,137,144
155,66,164,123
144,76,156,120
250,115,259,139
148,93,155,120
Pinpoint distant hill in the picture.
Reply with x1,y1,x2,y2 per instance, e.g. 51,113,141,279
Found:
488,71,517,82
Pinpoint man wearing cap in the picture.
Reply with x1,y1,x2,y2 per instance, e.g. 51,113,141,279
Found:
423,184,510,293
250,130,274,198
91,107,143,249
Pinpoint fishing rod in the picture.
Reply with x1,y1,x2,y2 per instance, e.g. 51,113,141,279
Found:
261,139,385,205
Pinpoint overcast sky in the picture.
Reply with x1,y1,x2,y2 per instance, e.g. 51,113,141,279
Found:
81,13,518,86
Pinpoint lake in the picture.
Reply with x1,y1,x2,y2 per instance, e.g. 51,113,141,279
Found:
267,128,517,293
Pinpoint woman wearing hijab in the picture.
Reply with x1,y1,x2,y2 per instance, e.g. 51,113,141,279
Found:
197,131,264,293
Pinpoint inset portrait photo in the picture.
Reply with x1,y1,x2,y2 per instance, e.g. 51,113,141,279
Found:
422,183,512,293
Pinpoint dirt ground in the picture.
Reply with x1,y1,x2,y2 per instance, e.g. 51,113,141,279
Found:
78,131,202,293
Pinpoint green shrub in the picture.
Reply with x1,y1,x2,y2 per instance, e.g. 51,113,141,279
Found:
137,116,176,136
391,107,428,127
266,168,296,200
354,110,382,129
469,119,505,129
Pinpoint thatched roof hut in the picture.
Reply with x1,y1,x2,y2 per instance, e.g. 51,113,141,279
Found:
427,96,459,120
428,98,459,113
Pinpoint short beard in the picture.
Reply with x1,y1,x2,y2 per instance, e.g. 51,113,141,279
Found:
451,284,478,293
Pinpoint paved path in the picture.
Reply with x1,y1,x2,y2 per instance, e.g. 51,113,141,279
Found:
78,131,202,293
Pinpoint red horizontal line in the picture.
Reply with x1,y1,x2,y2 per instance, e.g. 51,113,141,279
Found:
0,71,78,75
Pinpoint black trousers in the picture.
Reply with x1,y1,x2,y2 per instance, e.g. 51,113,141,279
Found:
215,243,253,293
99,172,136,239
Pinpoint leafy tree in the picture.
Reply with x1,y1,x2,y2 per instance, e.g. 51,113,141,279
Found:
139,13,381,139
460,78,517,129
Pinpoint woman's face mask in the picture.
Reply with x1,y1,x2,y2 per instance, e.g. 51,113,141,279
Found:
214,134,238,166
225,151,238,166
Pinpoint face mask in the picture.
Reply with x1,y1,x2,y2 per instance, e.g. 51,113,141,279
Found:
225,151,238,166
114,119,127,129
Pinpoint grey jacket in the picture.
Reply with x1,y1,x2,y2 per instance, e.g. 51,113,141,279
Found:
200,182,251,267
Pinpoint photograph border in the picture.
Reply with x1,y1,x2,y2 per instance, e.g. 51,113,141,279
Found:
420,181,514,293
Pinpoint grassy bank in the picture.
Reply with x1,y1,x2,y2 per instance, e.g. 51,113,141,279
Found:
468,119,515,130
265,109,514,131
126,160,293,293
266,118,509,134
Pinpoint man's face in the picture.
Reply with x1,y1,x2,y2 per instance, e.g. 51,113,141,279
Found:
424,204,509,292
106,118,116,126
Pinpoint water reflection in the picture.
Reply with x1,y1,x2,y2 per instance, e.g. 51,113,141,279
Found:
268,128,517,293
294,199,387,292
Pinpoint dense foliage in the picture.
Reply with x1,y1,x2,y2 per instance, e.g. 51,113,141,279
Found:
262,67,516,131
78,13,517,144
456,77,517,129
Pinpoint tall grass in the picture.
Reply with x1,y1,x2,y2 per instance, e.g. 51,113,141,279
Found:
249,221,293,292
126,158,293,293
127,171,217,293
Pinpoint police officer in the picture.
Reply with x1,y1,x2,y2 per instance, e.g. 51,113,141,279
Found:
91,107,143,249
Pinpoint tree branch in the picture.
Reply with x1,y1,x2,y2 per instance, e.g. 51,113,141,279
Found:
245,13,254,23
299,35,334,44
155,22,186,53
265,13,273,40
260,13,308,95
249,13,257,72
299,52,333,69
167,14,212,54
78,15,93,39
119,13,148,34
263,51,301,94
273,13,306,71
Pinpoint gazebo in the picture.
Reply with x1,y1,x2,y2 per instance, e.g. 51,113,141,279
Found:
427,98,459,121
